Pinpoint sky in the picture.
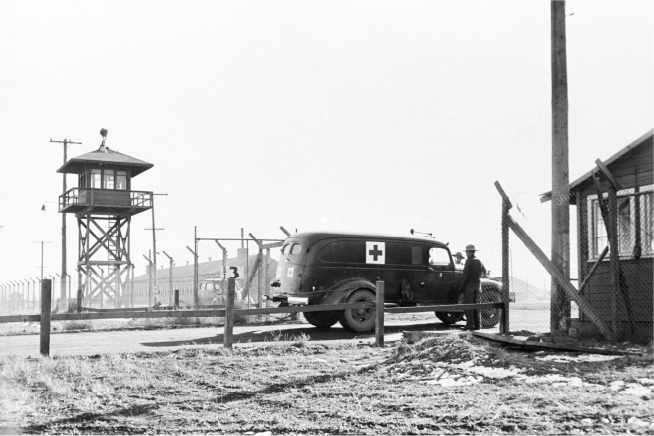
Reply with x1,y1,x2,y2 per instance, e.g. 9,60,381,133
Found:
0,0,652,290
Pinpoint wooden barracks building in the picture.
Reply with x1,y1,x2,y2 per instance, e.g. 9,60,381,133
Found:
542,129,653,339
131,249,278,307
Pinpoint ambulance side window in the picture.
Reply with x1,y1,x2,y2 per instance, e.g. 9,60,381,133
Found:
385,242,423,266
429,247,452,268
319,240,366,263
412,246,423,265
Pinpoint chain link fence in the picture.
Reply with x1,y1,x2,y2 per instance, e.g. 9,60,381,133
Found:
0,239,283,317
0,279,75,315
502,174,653,342
131,252,280,310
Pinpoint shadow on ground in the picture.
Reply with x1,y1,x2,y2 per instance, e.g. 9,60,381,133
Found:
139,321,461,347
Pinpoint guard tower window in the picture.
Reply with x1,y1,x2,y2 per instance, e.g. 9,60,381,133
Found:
90,169,101,188
116,171,127,190
103,170,115,190
79,171,86,188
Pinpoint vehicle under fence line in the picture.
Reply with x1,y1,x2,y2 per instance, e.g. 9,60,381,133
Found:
269,231,503,332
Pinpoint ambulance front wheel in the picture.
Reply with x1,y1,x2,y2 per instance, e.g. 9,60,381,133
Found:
338,289,376,333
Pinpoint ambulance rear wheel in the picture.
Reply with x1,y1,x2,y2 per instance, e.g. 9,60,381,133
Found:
435,312,465,324
338,289,376,333
303,310,339,328
480,288,501,328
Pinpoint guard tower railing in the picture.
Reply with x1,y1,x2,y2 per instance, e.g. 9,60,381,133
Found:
59,188,153,213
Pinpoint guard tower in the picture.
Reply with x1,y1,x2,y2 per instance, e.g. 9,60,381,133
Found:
57,129,153,307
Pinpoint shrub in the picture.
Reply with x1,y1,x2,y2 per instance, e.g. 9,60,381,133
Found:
61,321,93,332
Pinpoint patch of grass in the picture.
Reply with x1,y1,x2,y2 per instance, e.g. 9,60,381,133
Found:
1,335,652,434
125,317,203,329
61,321,94,332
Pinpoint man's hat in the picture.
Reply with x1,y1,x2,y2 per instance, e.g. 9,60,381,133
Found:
454,252,464,258
465,244,478,252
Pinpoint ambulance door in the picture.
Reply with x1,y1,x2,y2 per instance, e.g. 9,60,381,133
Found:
424,246,458,303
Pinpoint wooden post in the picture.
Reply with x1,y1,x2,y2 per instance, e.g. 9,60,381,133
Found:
257,246,263,320
194,226,199,307
495,181,512,334
550,0,571,334
224,277,235,350
40,279,52,357
174,289,179,310
265,248,270,310
144,252,153,307
130,265,134,308
375,281,385,347
163,251,174,307
76,288,82,313
607,185,620,339
114,265,120,309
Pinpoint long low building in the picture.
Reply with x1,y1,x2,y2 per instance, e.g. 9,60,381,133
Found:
131,248,278,307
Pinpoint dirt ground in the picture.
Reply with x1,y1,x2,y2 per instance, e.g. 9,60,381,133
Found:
0,319,652,435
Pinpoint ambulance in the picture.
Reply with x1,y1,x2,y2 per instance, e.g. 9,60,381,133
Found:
269,231,502,332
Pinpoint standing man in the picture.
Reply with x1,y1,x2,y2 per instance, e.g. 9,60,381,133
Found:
453,252,465,270
459,244,486,330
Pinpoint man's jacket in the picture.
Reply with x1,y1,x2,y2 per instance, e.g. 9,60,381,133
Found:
460,257,485,290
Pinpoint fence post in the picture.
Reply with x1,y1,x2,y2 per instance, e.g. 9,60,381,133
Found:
40,279,52,357
607,185,620,339
76,288,82,313
224,277,235,350
174,289,179,310
500,198,510,334
375,281,385,347
495,181,512,334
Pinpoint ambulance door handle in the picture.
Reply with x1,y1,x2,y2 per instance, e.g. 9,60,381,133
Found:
420,282,425,287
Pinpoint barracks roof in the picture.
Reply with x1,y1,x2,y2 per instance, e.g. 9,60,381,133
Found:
133,254,276,286
539,128,654,203
57,145,154,177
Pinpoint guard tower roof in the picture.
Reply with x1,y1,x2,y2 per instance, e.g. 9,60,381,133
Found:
57,146,154,177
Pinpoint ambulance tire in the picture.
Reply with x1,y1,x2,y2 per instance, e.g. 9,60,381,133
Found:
338,289,376,333
480,288,502,329
303,310,339,328
435,312,465,324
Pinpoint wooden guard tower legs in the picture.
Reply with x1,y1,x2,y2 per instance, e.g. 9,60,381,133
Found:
77,215,133,308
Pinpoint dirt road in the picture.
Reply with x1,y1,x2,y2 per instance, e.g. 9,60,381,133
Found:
0,317,483,358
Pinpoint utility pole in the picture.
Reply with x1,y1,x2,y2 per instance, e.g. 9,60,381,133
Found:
146,193,167,294
187,239,199,307
162,251,174,306
50,138,81,304
34,241,52,282
551,0,571,333
143,252,153,307
214,240,228,306
31,278,37,311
